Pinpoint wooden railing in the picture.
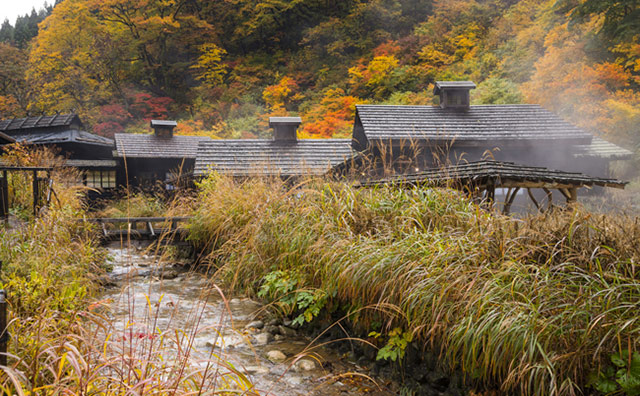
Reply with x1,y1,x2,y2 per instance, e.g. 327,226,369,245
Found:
84,216,191,240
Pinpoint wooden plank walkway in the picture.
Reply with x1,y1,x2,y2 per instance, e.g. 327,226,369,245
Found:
84,216,191,241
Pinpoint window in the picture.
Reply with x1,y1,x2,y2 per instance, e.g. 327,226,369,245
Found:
86,170,116,189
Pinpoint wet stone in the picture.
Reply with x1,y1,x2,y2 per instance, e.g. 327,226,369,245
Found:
243,365,269,375
266,350,287,362
265,325,279,335
286,375,303,385
253,332,273,345
293,359,317,372
162,270,179,280
246,320,264,330
278,325,296,337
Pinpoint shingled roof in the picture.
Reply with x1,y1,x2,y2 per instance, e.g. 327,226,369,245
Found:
354,104,593,146
0,114,83,133
359,160,627,190
194,139,355,177
12,130,113,147
114,134,211,158
575,137,633,160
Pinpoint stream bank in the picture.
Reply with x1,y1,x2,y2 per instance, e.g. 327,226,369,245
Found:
101,241,398,396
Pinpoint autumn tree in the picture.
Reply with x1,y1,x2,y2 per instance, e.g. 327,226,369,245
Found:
0,43,30,116
192,44,228,88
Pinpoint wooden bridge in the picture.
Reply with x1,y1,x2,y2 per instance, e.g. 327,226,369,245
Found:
85,216,191,242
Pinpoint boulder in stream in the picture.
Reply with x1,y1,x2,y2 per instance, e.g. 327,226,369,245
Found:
253,332,273,345
293,359,317,372
266,350,287,362
245,320,264,330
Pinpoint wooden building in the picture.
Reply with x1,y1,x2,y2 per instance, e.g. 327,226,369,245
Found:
114,120,211,188
193,117,354,178
351,81,632,178
0,114,118,194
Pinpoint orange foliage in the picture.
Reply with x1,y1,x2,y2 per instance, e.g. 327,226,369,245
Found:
524,21,637,144
262,76,300,112
300,88,360,138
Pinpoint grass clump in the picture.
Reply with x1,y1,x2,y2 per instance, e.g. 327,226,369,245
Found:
93,192,168,218
187,173,640,396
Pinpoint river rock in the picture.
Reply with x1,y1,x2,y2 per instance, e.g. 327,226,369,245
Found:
265,325,279,335
253,332,273,345
266,350,286,362
207,334,245,349
293,359,317,372
245,320,264,330
162,270,179,280
286,375,303,385
278,325,296,337
243,365,269,375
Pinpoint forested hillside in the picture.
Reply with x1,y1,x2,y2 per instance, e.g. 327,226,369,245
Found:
0,0,638,152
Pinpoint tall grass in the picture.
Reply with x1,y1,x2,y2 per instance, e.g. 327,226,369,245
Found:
187,173,640,395
0,147,253,395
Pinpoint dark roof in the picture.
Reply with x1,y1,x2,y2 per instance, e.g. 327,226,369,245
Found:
355,104,593,145
269,117,302,126
433,81,476,94
360,160,627,189
0,158,116,169
12,130,114,147
575,137,633,160
0,114,83,132
194,139,355,177
114,134,211,158
150,120,177,128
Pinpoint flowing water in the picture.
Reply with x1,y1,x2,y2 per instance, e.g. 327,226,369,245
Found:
101,241,393,396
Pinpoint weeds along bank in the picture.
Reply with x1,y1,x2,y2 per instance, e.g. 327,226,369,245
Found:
188,174,640,396
0,148,253,395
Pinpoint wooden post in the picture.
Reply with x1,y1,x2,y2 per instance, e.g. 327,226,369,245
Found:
568,187,578,204
32,170,38,217
0,289,7,367
0,171,8,219
502,187,520,215
542,188,553,211
527,188,540,211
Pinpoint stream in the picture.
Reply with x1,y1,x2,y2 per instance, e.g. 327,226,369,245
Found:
101,241,394,396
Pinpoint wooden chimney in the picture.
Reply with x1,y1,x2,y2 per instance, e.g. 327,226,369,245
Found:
433,81,476,109
151,120,177,138
269,117,302,142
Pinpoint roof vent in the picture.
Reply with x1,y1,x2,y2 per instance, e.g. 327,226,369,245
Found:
269,117,301,142
433,81,476,109
151,120,177,138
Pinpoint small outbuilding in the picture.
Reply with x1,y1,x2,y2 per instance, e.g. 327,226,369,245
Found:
0,114,118,194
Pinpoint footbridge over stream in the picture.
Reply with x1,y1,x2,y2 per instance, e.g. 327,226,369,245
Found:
85,216,192,243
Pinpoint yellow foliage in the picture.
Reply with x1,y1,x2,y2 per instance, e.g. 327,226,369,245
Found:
192,43,228,88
